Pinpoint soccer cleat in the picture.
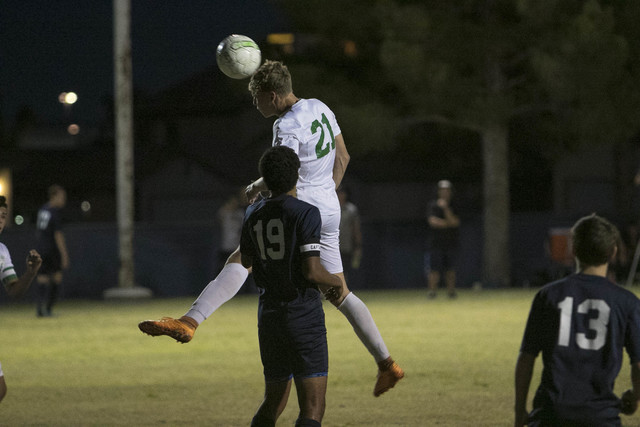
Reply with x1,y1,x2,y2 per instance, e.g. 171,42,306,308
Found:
373,361,404,397
138,317,196,343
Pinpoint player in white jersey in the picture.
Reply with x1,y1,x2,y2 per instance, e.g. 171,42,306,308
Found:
0,195,42,402
139,60,404,397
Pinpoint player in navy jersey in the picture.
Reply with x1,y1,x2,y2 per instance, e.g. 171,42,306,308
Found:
244,146,342,427
35,185,69,317
515,214,640,426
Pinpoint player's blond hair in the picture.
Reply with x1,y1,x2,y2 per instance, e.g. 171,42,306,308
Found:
248,60,292,96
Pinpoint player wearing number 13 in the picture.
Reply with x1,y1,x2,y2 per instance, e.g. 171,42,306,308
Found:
514,214,640,427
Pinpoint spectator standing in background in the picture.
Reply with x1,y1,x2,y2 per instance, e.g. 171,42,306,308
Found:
426,180,460,299
35,185,69,317
216,188,247,274
338,186,362,288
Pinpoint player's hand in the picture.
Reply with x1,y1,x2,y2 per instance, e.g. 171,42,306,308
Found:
322,285,342,303
26,250,42,273
621,389,638,415
245,182,260,204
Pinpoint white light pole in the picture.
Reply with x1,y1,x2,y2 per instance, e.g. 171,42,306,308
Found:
105,0,151,298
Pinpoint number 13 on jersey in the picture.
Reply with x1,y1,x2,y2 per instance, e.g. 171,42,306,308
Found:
557,297,610,351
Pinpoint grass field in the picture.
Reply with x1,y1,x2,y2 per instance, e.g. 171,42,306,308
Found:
1,288,640,426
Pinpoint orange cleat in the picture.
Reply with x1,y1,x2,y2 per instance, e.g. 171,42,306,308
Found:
138,316,196,343
374,361,404,397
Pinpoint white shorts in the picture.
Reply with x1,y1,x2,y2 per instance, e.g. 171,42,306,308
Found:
298,187,343,275
0,360,3,377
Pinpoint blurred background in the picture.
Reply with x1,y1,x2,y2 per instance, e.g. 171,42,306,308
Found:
2,0,640,299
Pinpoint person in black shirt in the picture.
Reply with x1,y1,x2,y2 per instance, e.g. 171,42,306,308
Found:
35,185,69,317
515,214,640,426
426,180,460,299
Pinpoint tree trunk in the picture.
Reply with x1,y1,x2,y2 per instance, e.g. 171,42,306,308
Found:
482,124,510,287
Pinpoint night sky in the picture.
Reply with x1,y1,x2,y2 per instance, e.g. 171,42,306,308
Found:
0,1,288,127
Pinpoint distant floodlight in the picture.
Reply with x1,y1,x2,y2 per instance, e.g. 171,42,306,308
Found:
65,92,78,104
67,124,80,135
59,92,78,105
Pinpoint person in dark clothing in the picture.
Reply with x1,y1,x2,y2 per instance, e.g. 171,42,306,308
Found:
426,180,460,299
35,185,69,317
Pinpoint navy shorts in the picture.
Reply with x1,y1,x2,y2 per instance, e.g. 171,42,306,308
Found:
258,289,328,383
39,250,62,275
527,407,621,427
429,247,458,272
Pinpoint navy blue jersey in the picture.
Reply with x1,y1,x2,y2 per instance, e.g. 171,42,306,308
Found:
521,273,640,422
35,203,62,256
240,194,321,302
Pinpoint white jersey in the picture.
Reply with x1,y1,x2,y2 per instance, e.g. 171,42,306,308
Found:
272,98,344,273
0,242,17,288
272,98,342,215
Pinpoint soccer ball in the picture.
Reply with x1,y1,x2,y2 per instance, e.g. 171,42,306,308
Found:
216,34,261,79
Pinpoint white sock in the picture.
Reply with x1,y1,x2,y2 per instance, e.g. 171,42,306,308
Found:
184,263,249,324
338,292,390,363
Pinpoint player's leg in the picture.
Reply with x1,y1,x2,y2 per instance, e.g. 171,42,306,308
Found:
445,269,456,298
138,246,249,342
319,213,404,396
0,362,6,403
251,379,292,427
294,376,326,426
427,270,440,298
35,274,51,317
47,270,63,315
253,299,296,426
427,249,443,298
444,247,458,298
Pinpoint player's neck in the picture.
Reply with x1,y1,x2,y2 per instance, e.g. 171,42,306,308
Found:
578,263,609,278
277,93,299,116
270,188,297,199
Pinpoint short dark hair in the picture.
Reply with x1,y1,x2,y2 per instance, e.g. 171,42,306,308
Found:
259,146,300,196
0,196,6,209
571,214,619,267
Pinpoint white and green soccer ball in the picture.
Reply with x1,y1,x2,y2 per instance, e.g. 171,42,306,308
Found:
216,34,262,79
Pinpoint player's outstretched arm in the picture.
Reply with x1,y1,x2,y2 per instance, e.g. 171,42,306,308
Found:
4,250,42,297
514,351,536,427
622,362,640,415
303,256,342,303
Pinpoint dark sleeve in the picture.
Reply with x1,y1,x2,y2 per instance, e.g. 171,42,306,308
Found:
625,299,640,364
298,205,321,259
239,215,256,262
520,291,547,356
51,209,63,232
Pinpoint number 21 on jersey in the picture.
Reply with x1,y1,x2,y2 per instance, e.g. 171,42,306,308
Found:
312,113,335,159
557,297,610,350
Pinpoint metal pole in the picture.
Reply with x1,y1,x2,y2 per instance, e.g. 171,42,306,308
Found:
114,0,134,289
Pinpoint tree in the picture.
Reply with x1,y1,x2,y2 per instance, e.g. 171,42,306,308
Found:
279,0,640,286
